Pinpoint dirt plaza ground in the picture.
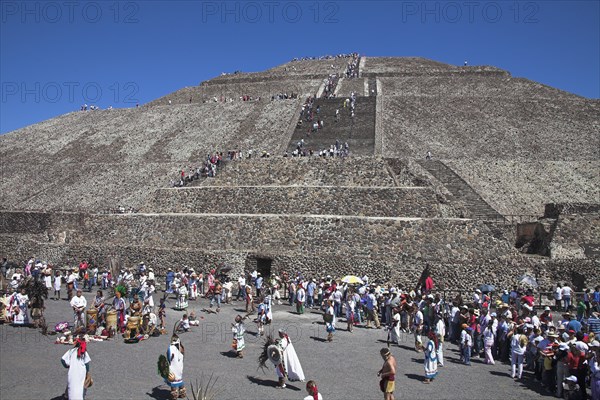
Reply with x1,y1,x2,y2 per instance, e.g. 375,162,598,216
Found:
0,291,559,400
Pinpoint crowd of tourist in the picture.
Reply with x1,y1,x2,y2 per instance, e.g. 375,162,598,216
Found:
286,139,350,158
271,92,299,101
2,255,599,399
345,53,360,78
290,53,357,62
323,74,339,98
171,152,224,187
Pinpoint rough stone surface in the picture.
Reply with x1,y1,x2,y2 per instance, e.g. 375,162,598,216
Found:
380,96,599,160
446,160,600,216
142,186,442,217
1,56,598,292
201,157,398,187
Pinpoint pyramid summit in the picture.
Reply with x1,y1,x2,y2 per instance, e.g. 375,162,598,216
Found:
1,55,598,289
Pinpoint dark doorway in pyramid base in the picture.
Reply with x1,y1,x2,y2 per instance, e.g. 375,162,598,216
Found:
256,258,272,278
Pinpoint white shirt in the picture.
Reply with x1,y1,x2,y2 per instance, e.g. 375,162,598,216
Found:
296,288,306,303
461,330,472,346
70,295,87,309
554,287,563,300
511,335,526,355
561,286,572,297
414,311,424,327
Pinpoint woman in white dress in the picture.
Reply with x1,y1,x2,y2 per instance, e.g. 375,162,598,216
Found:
54,271,63,300
43,266,53,292
231,315,246,358
423,331,439,384
61,338,91,400
390,307,401,344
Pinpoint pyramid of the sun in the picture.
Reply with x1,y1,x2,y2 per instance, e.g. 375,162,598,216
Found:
1,56,598,290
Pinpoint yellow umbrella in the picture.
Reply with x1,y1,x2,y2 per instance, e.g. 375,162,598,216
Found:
340,275,364,285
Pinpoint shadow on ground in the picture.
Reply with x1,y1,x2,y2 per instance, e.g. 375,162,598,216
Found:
147,385,171,400
405,373,426,382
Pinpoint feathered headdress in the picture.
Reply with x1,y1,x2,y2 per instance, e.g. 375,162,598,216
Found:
257,335,276,371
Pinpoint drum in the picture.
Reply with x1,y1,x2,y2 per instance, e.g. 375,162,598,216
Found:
127,316,141,330
106,310,117,331
86,309,98,332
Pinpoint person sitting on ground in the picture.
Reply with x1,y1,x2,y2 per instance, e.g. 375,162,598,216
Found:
176,314,190,333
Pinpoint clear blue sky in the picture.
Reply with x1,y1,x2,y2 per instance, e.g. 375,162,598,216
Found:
1,0,598,134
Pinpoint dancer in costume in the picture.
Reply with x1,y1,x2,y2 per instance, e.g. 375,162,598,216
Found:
304,380,323,400
14,288,30,325
175,285,188,310
378,348,396,400
231,315,246,358
278,329,305,381
112,290,127,334
256,295,272,336
158,297,167,329
93,290,106,326
61,336,91,400
258,335,287,389
129,294,142,316
162,334,186,399
423,331,439,383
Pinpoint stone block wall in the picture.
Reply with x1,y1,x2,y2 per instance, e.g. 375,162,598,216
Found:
9,212,518,263
446,160,600,216
380,96,599,160
202,157,398,187
380,76,581,100
142,186,441,218
549,213,600,259
3,210,598,291
1,101,303,212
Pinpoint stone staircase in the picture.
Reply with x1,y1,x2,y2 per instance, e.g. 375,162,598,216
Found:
416,160,504,221
368,77,378,96
287,96,376,155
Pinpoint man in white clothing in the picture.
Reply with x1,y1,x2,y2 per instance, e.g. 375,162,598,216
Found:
70,289,87,329
61,337,91,400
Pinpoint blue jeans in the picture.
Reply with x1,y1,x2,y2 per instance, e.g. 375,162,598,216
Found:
463,346,471,365
334,302,341,317
210,294,221,308
563,296,571,310
306,295,314,308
